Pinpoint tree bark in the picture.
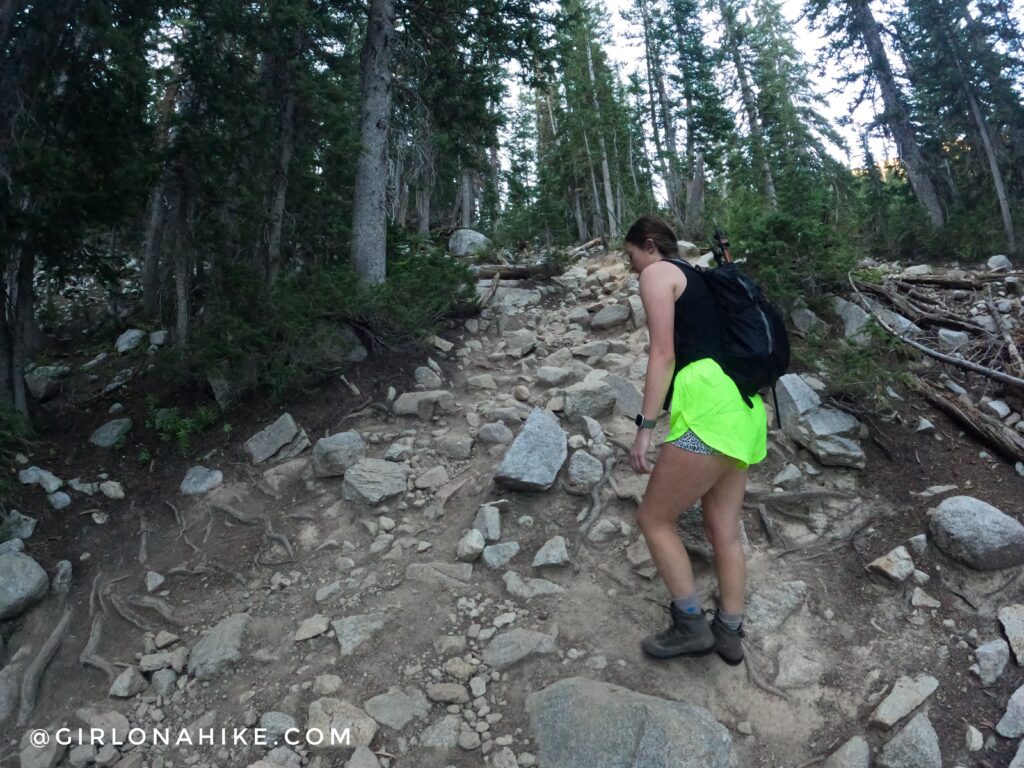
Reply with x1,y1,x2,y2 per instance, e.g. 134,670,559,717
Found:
850,0,944,227
585,35,618,238
141,182,167,319
964,85,1016,252
683,151,705,240
583,130,605,238
265,53,296,285
10,247,33,414
350,0,396,284
720,1,777,212
459,166,473,229
572,184,588,242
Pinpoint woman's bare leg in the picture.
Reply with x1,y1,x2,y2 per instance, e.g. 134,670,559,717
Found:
701,464,749,615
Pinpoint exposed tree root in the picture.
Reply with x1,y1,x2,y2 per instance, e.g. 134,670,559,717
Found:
138,515,151,566
744,648,791,702
255,514,294,567
79,614,116,682
575,453,618,547
109,593,155,631
17,606,72,726
130,595,186,626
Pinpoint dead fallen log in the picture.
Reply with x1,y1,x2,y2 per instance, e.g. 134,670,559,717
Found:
910,378,1024,463
473,263,563,280
894,270,1024,288
987,285,1024,378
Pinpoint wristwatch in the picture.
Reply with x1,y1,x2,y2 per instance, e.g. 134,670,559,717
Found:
634,414,656,429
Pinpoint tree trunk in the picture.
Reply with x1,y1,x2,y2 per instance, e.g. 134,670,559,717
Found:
642,2,682,226
350,0,396,284
583,130,605,238
416,184,430,234
585,35,618,238
850,0,944,227
459,166,473,229
572,184,588,242
964,86,1016,252
10,247,33,415
265,61,296,285
172,188,191,348
683,152,705,241
141,182,167,319
720,2,777,212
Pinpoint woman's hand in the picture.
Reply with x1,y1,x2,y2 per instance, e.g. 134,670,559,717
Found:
630,429,654,474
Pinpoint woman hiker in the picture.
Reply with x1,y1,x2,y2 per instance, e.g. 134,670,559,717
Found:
624,215,767,665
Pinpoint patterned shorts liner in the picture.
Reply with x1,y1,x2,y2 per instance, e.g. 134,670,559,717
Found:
668,429,723,456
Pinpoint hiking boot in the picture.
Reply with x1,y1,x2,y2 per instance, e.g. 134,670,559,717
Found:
640,603,716,659
710,611,745,666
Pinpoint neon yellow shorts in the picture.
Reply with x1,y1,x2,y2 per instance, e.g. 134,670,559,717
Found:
664,357,767,469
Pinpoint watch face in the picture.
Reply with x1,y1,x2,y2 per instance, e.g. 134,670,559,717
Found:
634,414,643,427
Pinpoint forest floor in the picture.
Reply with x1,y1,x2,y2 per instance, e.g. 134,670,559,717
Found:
3,251,1024,768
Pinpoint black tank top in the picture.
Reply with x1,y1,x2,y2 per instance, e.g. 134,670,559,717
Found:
661,259,723,410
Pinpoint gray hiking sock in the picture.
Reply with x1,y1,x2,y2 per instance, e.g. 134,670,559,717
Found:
716,609,743,630
672,592,702,615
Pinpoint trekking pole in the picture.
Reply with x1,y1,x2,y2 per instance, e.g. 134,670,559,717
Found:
711,220,732,265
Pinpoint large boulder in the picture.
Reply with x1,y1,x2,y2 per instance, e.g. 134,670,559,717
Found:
188,613,250,679
0,553,48,620
392,390,456,418
243,414,303,464
526,677,738,768
831,296,871,344
448,229,492,257
590,304,630,330
776,374,865,469
24,365,71,402
929,496,1024,570
494,409,567,492
563,380,616,423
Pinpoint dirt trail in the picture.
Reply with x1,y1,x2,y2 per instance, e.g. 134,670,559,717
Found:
3,253,1024,768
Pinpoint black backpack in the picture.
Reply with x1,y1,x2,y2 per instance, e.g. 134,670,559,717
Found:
685,231,791,423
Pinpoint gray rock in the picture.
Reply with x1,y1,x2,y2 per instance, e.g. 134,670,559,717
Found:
563,380,616,423
306,698,377,750
405,562,472,588
24,365,71,401
415,366,443,388
473,505,501,542
823,736,869,768
483,628,556,670
419,714,462,748
745,581,807,633
332,613,388,656
0,539,24,555
505,329,538,357
868,546,915,582
774,648,824,689
449,228,491,256
260,711,297,745
149,330,168,347
537,366,574,386
929,495,1024,570
180,466,223,495
997,685,1024,737
437,434,473,459
89,418,133,448
989,254,1013,271
115,328,146,353
0,510,36,543
526,677,737,768
503,571,564,599
346,747,381,768
0,646,29,724
600,373,645,417
341,459,410,504
0,553,48,620
904,264,933,276
151,668,176,697
938,328,970,352
482,542,520,569
876,712,941,768
478,421,514,445
456,529,486,562
791,307,825,335
244,414,299,463
590,304,630,330
18,466,62,493
188,613,250,679
985,399,1011,419
832,296,871,343
312,432,366,478
775,374,822,423
1010,739,1024,768
207,358,259,410
426,682,469,704
533,536,570,567
568,450,603,488
363,687,428,731
392,389,455,418
999,605,1024,664
109,666,147,698
871,675,939,729
46,491,71,510
974,639,1010,684
18,736,65,768
495,409,567,492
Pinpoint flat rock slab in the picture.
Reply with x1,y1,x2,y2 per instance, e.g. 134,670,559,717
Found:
999,605,1024,665
244,414,299,464
494,408,567,492
405,562,472,588
306,698,377,751
332,613,388,656
823,736,869,768
89,418,133,448
876,712,941,768
482,628,556,670
929,496,1024,570
871,675,939,729
526,677,738,768
503,571,564,599
0,553,48,620
188,613,250,679
341,459,410,504
744,580,807,633
363,687,429,731
419,715,461,748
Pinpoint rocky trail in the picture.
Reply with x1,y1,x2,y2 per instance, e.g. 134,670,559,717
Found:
3,250,1024,768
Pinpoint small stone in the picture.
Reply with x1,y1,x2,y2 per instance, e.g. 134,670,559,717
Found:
532,536,570,567
426,683,470,704
973,639,1009,684
965,724,983,751
109,666,147,698
180,466,223,495
295,614,330,641
910,588,940,609
482,542,520,569
47,491,71,510
99,481,124,500
868,546,915,582
456,530,486,562
145,571,165,592
89,418,133,448
871,675,939,729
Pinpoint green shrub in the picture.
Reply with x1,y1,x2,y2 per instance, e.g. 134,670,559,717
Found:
0,406,33,496
145,395,220,454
